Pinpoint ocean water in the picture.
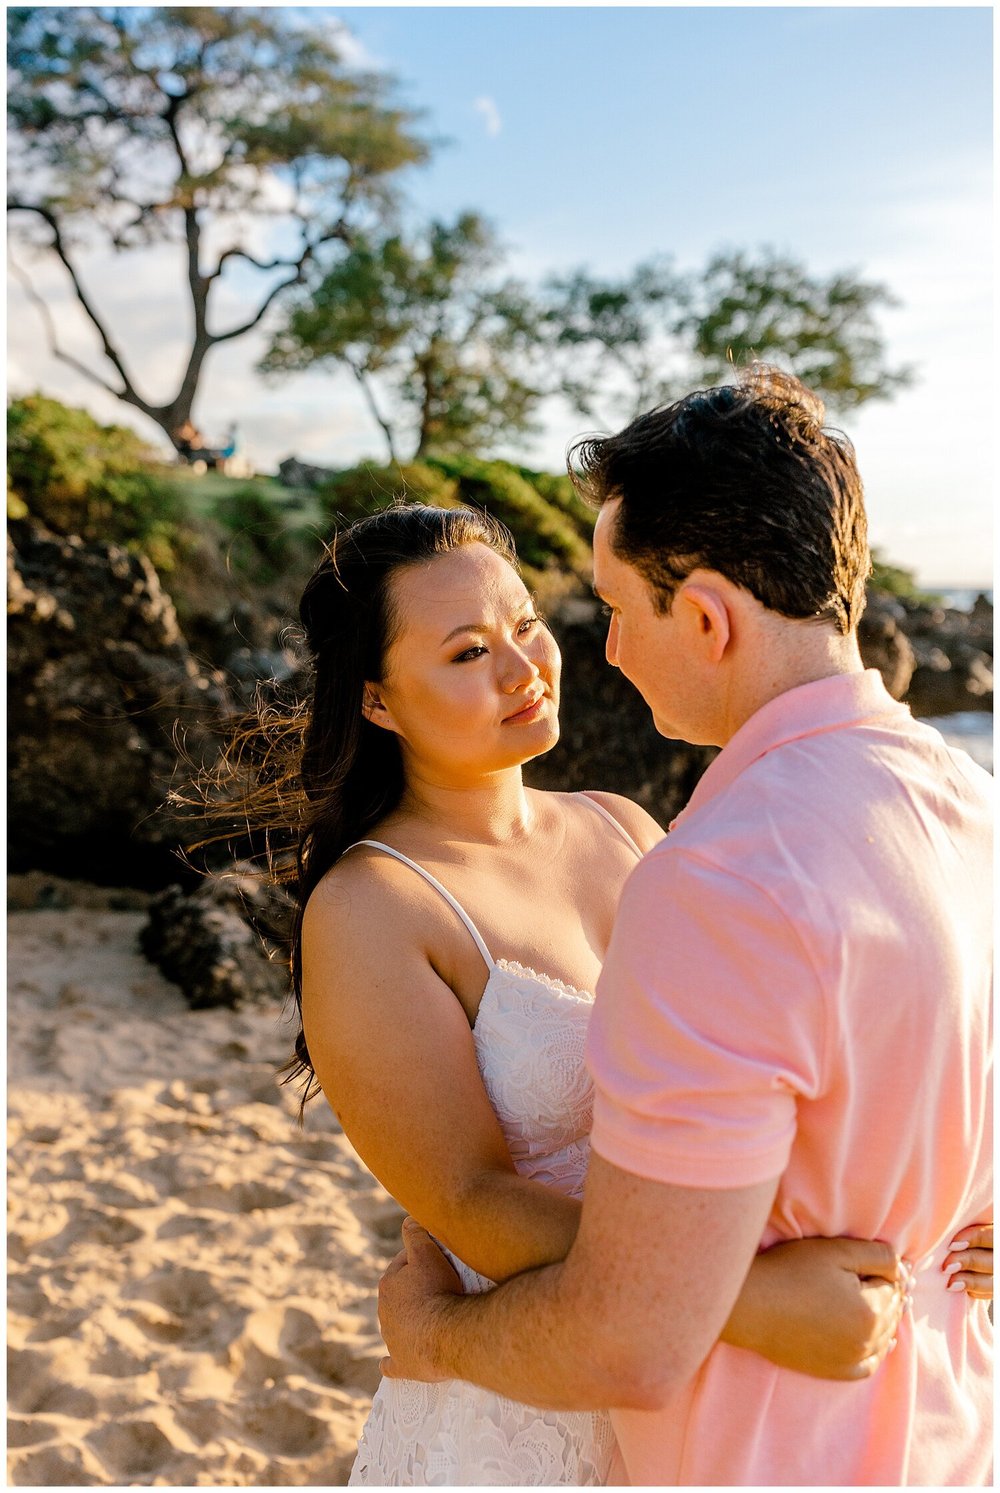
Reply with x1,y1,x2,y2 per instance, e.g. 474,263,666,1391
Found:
920,713,993,774
913,589,993,772
927,586,993,611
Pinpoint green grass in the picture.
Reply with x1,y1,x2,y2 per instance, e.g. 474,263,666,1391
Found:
158,468,326,532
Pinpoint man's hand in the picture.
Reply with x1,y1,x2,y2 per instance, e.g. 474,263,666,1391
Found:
378,1218,466,1381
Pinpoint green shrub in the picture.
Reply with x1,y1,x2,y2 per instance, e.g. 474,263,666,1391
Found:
425,454,592,577
869,548,942,606
7,395,186,568
211,483,300,583
316,461,461,526
513,464,596,538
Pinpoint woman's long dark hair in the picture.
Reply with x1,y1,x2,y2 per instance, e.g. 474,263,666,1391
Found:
195,502,519,1110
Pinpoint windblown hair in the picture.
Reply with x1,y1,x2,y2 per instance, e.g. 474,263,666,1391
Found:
570,364,870,633
194,502,518,1110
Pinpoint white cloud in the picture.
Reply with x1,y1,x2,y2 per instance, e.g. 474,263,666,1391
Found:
473,96,502,139
329,21,381,73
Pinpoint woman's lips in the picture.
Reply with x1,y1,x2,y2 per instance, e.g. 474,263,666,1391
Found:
503,694,547,724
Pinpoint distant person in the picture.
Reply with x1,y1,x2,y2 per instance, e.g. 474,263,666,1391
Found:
173,418,204,460
376,368,994,1486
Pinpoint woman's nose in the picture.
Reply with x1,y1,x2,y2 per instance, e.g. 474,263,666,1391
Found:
499,641,540,691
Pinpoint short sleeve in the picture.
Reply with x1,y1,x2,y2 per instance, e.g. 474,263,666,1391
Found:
586,847,826,1188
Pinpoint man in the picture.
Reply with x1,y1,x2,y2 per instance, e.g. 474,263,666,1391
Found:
377,366,993,1485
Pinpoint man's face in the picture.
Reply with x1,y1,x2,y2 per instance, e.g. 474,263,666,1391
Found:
592,500,706,743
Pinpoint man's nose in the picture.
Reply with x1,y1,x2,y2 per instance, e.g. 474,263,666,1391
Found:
605,614,620,668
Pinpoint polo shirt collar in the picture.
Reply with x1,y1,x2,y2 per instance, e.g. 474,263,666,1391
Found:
669,669,910,831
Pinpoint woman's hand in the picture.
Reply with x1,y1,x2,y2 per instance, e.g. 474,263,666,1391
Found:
722,1236,909,1381
942,1223,992,1300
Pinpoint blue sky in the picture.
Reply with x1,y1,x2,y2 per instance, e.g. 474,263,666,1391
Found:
7,5,993,585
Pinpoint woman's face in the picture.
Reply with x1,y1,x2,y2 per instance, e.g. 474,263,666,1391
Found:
367,543,561,779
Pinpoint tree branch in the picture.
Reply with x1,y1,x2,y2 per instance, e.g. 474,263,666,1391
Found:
347,358,399,465
210,221,351,342
209,213,353,283
162,90,192,177
210,271,304,343
8,251,129,402
209,246,306,280
7,202,154,416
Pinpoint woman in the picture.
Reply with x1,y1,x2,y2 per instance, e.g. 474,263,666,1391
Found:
241,502,989,1486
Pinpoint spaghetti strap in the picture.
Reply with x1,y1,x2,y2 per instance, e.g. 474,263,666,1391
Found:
578,793,645,859
343,840,495,973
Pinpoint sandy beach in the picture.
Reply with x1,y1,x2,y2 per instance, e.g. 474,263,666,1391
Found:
7,893,401,1486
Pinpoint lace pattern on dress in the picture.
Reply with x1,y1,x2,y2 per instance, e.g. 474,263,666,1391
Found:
348,965,616,1487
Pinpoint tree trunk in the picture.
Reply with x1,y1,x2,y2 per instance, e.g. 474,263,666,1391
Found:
349,362,399,465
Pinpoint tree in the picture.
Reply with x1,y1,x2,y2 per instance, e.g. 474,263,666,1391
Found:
685,249,914,408
6,6,429,451
541,257,691,428
543,249,912,428
261,212,544,461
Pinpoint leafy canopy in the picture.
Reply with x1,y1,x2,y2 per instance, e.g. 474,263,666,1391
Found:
7,7,429,442
262,212,544,460
543,249,912,428
8,6,427,238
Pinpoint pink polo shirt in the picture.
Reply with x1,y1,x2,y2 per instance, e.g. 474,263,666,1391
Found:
587,670,992,1486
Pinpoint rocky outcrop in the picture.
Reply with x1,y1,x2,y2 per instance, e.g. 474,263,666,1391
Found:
277,455,338,490
858,598,917,699
7,519,231,885
896,594,993,717
9,500,991,895
140,866,295,1009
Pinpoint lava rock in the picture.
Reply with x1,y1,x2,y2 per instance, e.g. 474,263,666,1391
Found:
858,602,916,699
277,455,338,490
140,866,295,1009
7,519,232,885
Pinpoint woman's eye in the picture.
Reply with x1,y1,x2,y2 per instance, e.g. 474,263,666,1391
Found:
518,616,539,635
454,645,487,663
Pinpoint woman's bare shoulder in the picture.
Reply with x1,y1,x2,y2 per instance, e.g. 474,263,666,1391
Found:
576,789,666,854
303,843,440,949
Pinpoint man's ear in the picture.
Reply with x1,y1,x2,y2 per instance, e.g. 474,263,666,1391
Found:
676,582,731,664
362,683,400,734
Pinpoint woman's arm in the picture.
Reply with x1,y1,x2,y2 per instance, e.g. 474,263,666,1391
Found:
725,1225,994,1378
942,1223,993,1300
301,859,582,1284
721,1237,906,1379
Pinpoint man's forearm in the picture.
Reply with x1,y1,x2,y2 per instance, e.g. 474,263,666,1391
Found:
381,1162,779,1413
426,1257,628,1411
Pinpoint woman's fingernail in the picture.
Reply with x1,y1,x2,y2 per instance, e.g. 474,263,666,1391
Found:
949,1237,969,1252
947,1277,967,1293
943,1256,965,1275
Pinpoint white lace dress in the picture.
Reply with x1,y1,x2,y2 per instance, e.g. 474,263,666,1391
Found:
346,801,639,1487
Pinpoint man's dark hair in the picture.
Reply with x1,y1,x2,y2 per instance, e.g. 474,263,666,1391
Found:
570,364,870,634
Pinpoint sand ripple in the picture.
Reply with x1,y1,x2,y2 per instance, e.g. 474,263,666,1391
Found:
8,907,404,1486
